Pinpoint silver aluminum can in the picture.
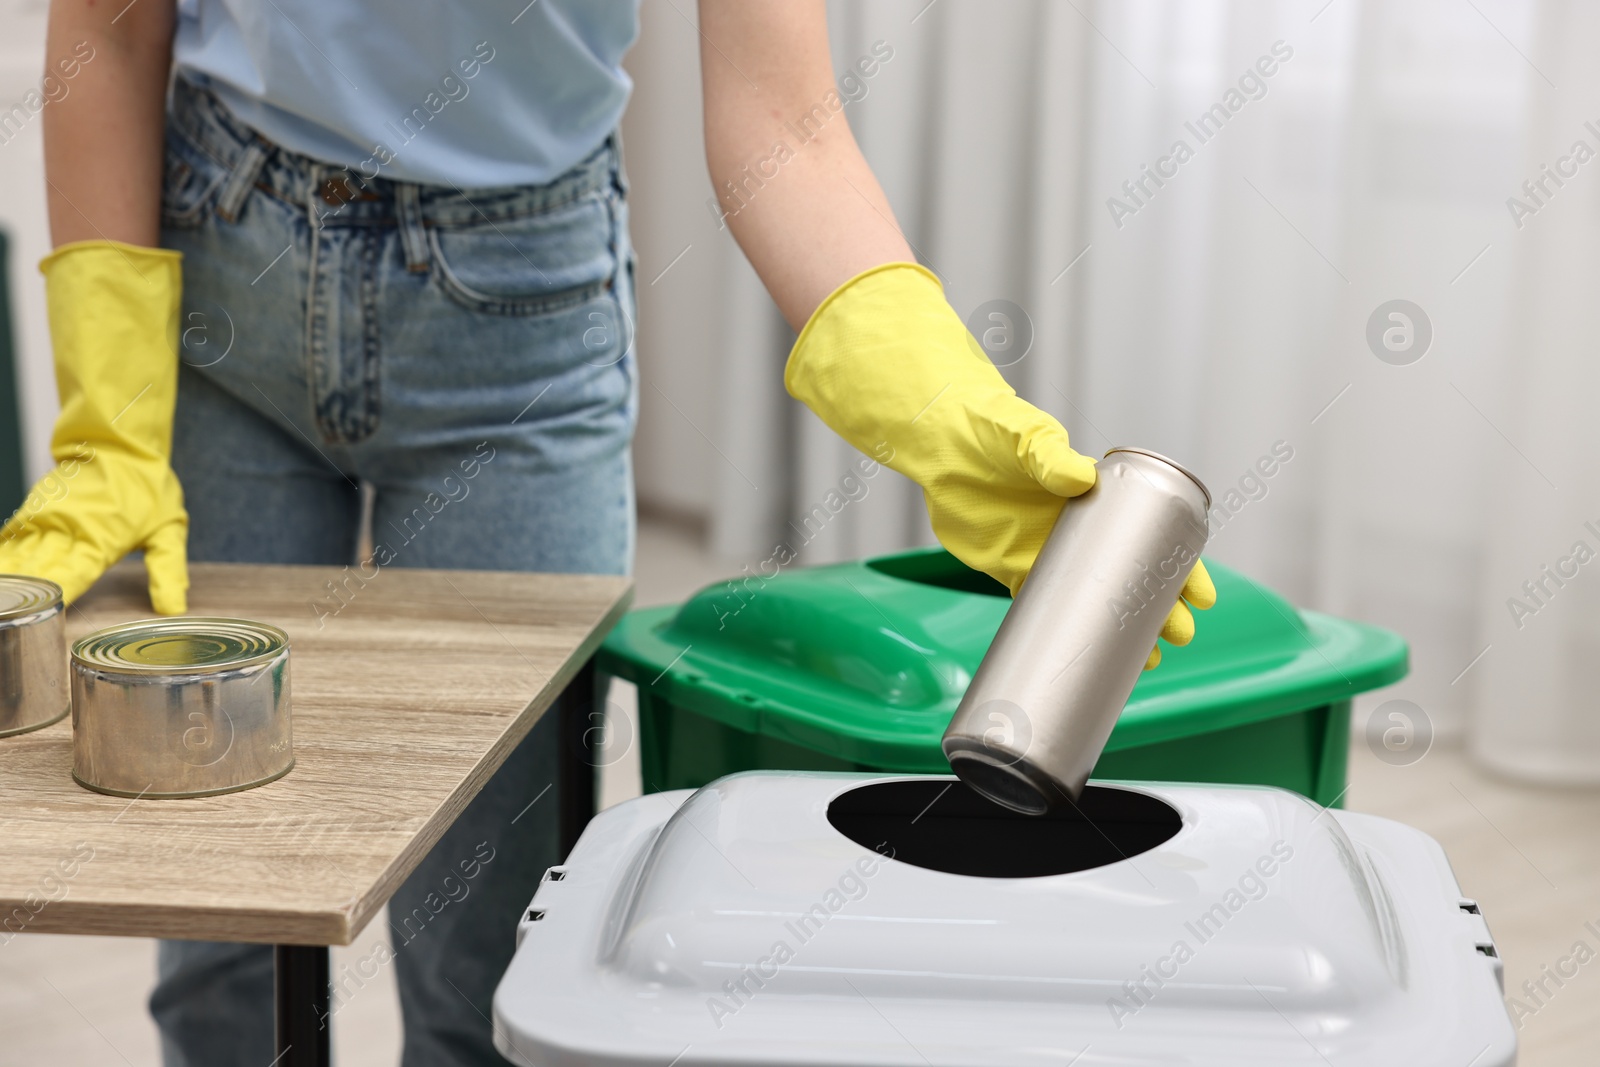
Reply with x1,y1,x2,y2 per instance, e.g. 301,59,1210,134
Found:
71,617,293,798
0,575,68,737
942,448,1211,814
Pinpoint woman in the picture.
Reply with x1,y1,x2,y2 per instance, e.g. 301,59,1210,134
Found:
2,1,1213,1063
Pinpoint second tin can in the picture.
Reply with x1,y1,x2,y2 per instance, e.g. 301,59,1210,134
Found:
942,448,1211,814
71,617,293,798
0,575,68,737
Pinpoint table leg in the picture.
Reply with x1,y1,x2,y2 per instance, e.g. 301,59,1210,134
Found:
267,662,595,1063
274,944,330,1066
558,656,598,859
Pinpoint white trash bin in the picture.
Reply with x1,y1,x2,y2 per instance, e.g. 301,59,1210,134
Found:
493,772,1516,1066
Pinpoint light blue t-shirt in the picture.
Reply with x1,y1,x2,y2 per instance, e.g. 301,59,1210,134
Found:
173,0,640,187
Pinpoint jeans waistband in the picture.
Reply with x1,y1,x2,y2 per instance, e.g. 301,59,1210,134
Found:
169,76,621,227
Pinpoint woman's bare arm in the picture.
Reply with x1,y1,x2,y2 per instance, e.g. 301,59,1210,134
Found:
698,0,915,332
44,0,175,248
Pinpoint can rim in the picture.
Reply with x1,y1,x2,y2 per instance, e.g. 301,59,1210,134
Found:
0,574,64,622
71,616,290,675
1103,447,1213,510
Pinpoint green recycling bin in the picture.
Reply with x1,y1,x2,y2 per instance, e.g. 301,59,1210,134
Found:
597,547,1407,807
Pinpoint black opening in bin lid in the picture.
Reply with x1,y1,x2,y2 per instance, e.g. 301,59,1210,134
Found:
827,779,1181,877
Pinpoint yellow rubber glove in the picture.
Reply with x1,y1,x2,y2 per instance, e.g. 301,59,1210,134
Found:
0,240,188,614
786,262,1214,667
1148,560,1216,669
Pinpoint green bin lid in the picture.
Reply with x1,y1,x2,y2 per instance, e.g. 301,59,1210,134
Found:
598,547,1408,772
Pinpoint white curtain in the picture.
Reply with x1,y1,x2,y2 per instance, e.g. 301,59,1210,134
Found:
1474,0,1600,781
622,0,1589,774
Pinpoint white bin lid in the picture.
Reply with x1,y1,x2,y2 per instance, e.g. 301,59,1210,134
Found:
493,772,1515,1066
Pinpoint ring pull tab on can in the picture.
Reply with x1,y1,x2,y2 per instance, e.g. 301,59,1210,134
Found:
942,448,1211,814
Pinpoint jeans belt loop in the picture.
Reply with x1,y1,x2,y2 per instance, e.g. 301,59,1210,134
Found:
608,131,629,195
215,140,269,224
396,183,430,273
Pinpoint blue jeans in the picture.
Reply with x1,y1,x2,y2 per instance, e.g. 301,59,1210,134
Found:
147,78,637,1067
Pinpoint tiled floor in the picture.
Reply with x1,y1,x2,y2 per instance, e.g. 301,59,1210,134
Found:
1,518,1594,1064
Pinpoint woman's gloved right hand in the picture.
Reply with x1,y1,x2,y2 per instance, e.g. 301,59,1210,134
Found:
784,263,1215,668
0,240,189,614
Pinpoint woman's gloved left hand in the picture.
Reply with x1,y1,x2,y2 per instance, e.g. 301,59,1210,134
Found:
784,262,1214,668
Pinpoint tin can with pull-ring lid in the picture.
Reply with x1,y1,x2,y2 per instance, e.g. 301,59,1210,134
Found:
0,575,69,737
71,616,292,798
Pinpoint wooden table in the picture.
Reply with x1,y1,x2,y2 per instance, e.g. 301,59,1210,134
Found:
0,561,633,1066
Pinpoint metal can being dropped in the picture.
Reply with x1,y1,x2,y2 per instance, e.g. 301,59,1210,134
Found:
942,448,1211,814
